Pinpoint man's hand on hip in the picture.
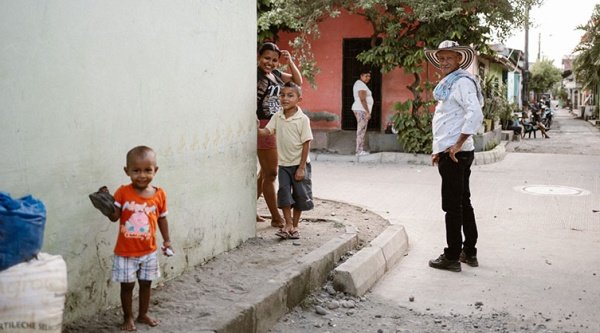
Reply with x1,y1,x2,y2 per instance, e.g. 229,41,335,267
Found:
447,142,464,163
431,153,439,166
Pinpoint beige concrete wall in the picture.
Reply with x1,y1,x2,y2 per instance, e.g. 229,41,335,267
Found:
0,1,256,322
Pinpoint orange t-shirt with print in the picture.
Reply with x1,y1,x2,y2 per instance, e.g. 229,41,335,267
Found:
113,184,168,257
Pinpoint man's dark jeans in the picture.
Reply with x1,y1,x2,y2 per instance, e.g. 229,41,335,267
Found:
437,150,478,260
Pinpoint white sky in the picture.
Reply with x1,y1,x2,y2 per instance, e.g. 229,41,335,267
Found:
503,0,598,67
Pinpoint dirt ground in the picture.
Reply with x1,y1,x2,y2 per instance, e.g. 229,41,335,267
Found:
63,198,389,333
64,197,563,333
271,293,565,333
270,285,563,333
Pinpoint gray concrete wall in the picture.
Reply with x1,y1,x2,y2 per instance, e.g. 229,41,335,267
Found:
473,127,503,152
0,1,256,322
312,130,404,155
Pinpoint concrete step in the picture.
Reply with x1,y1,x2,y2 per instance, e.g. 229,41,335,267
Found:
312,130,403,155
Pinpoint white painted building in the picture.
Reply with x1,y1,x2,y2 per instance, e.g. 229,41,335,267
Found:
1,1,257,323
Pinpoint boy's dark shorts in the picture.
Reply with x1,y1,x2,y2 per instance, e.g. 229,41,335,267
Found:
277,163,314,211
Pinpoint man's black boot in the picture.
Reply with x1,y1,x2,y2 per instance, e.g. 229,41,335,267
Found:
459,251,479,267
428,254,461,272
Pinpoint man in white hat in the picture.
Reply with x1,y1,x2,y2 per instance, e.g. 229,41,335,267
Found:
424,40,484,272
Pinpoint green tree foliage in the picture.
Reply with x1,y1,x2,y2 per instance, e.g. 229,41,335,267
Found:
391,98,434,153
573,4,600,99
529,58,562,95
480,75,511,121
257,0,542,153
348,0,540,153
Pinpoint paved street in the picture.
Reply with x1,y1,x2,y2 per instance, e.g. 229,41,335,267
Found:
508,108,600,155
310,108,600,332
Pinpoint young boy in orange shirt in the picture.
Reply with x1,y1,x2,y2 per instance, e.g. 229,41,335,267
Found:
91,145,173,331
258,82,314,239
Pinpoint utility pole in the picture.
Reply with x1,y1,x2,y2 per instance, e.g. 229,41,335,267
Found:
537,32,541,61
523,5,530,105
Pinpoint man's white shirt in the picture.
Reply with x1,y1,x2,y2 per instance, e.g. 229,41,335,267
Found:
431,78,484,154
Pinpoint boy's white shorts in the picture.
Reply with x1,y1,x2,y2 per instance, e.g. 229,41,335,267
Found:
112,251,160,283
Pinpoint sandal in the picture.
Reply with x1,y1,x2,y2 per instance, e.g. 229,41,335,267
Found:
288,231,300,239
275,230,289,239
89,186,116,217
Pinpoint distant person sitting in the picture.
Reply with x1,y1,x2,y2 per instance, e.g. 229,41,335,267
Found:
520,111,537,138
506,113,524,138
543,97,550,109
529,104,550,139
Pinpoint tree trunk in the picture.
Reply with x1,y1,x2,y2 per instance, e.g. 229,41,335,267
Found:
407,72,425,132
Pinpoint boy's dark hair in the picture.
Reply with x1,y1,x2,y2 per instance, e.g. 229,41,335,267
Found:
258,42,281,56
126,146,155,165
282,81,302,97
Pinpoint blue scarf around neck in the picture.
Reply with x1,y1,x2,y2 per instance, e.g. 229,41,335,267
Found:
433,68,484,106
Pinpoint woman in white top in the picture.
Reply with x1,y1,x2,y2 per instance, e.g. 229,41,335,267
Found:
351,70,374,156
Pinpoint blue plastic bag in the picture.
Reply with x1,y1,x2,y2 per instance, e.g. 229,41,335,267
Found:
0,192,46,271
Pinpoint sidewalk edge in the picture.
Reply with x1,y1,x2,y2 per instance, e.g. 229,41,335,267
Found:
311,143,507,166
213,232,359,333
331,224,409,297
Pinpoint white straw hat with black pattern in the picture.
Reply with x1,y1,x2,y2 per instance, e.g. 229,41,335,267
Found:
424,40,476,70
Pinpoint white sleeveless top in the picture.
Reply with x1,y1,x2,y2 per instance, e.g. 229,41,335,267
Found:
351,80,374,112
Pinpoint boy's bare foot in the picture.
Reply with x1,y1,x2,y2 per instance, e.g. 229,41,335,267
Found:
281,223,294,234
136,314,159,327
120,317,136,331
256,214,266,222
270,218,285,228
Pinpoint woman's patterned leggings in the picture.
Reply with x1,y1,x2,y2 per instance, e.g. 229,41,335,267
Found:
353,110,369,153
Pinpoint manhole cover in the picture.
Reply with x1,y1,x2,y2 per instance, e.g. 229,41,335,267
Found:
517,185,590,196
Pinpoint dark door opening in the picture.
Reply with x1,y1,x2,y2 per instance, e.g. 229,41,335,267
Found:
342,38,382,131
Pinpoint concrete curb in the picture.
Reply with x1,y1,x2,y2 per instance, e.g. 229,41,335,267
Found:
311,151,431,165
331,225,409,297
208,231,359,333
370,225,410,271
311,142,508,166
473,141,506,165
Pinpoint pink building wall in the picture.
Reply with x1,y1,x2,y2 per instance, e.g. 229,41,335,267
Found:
278,10,438,131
